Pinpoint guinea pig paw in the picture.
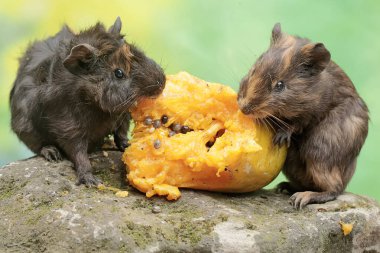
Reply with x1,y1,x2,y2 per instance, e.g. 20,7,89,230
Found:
289,191,313,209
40,146,63,162
114,135,130,151
275,182,296,194
76,173,102,187
273,131,292,147
115,139,130,151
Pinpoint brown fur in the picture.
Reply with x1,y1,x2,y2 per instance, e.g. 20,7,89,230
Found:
238,23,369,209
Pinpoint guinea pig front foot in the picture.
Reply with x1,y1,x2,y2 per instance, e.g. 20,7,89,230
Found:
114,136,130,151
289,191,339,209
40,145,63,162
114,133,130,151
275,181,298,195
273,130,292,148
76,172,103,187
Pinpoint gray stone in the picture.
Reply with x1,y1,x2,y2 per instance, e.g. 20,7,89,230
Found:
0,151,379,253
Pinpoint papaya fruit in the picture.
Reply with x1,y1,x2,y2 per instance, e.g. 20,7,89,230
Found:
122,72,286,200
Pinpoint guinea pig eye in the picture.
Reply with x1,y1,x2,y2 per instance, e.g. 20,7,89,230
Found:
274,81,285,92
114,69,125,79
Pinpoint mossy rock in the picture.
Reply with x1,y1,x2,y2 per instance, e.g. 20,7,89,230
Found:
0,151,379,252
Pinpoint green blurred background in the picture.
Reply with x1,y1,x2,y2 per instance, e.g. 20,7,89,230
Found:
0,0,379,201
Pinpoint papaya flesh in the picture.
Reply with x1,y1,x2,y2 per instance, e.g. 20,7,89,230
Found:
122,72,286,200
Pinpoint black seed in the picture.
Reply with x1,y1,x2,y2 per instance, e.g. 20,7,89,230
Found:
144,117,153,126
168,131,176,137
206,141,214,148
153,119,162,129
171,123,182,133
153,139,161,149
181,125,190,134
161,115,169,124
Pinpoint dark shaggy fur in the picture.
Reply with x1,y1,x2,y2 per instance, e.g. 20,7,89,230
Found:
238,23,369,209
10,17,165,186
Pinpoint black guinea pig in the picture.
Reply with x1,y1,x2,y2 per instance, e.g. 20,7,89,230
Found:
10,17,166,186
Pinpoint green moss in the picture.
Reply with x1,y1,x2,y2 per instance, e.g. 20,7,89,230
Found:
0,180,27,200
94,167,116,186
131,198,155,210
0,186,19,200
119,221,152,249
119,244,132,253
25,200,64,225
160,211,230,245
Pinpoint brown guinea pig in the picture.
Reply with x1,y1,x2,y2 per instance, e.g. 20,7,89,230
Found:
238,23,369,209
10,17,165,186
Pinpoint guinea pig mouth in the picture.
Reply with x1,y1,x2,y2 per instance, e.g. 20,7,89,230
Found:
251,111,269,119
241,106,269,120
142,84,165,98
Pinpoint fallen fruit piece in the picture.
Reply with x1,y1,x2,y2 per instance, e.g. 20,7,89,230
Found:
115,191,129,198
123,72,287,200
97,184,129,198
339,221,354,236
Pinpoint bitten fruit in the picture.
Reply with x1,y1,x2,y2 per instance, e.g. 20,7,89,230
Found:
123,72,286,200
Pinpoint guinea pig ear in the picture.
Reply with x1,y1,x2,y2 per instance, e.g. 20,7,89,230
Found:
63,44,97,75
271,23,282,46
108,16,122,34
301,43,331,75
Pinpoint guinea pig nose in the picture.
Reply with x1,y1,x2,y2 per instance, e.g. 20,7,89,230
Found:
240,106,252,115
239,100,255,115
157,76,166,89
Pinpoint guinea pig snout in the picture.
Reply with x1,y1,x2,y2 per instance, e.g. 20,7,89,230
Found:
154,73,166,93
238,98,255,115
240,105,254,115
145,62,166,95
157,74,166,90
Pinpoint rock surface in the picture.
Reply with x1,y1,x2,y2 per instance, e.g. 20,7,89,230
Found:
0,151,379,253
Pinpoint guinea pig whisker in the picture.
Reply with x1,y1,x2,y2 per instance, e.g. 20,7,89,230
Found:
266,114,288,133
261,110,291,130
263,117,276,133
144,84,161,90
258,115,271,130
113,92,138,112
257,118,270,133
111,94,135,115
115,111,130,129
269,116,291,130
267,116,285,132
260,110,289,134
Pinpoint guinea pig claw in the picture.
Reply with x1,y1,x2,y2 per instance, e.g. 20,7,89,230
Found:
76,173,102,187
290,192,313,210
40,145,63,162
289,194,301,209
